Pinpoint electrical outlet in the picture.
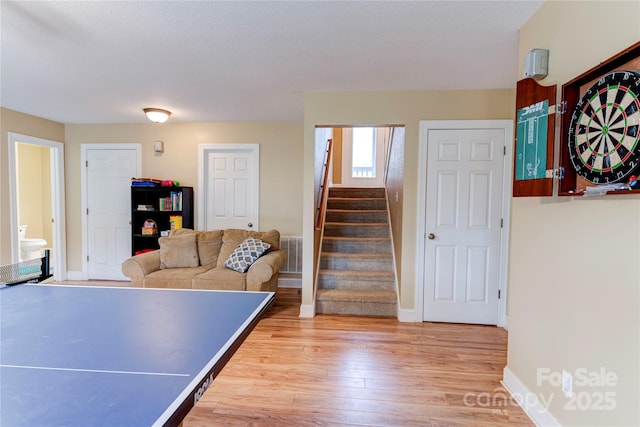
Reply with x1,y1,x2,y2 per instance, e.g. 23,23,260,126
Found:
562,370,573,397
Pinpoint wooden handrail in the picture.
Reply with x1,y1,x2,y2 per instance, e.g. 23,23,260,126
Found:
315,138,333,230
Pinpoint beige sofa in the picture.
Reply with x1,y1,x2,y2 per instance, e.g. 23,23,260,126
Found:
121,228,286,292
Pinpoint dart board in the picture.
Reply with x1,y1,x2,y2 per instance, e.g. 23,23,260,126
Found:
567,70,640,184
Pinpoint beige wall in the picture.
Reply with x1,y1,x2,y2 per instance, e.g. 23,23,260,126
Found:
65,122,303,272
17,143,53,246
509,1,640,425
386,126,405,285
0,108,64,265
331,128,343,185
303,89,515,309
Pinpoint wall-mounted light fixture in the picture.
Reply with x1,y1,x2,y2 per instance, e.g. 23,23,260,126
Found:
143,108,171,123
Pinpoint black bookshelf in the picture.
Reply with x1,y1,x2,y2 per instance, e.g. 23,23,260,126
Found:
131,186,194,255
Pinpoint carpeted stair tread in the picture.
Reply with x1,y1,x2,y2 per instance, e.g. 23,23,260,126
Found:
319,269,394,278
320,253,392,271
316,288,397,303
326,209,387,213
318,269,395,288
321,252,392,259
323,236,390,242
322,237,391,253
328,187,386,198
325,210,388,223
324,221,388,226
327,198,387,210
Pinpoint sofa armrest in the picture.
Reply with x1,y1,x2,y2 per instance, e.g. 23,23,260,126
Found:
121,250,161,286
246,249,286,292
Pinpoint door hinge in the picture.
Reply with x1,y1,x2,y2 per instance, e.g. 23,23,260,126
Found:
500,218,504,228
86,208,89,215
498,289,501,299
87,255,89,262
503,146,506,156
86,160,88,167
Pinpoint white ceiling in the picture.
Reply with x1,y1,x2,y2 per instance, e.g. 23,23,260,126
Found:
1,1,543,124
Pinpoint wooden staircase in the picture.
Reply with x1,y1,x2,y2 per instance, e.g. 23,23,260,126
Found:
316,187,397,317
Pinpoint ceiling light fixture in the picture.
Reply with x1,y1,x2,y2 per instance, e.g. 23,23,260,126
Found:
143,108,171,123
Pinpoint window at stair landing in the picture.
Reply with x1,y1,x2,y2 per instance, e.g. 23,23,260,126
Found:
352,127,376,178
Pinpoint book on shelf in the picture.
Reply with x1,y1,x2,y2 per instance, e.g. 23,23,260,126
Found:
169,215,182,230
158,191,183,211
137,204,154,211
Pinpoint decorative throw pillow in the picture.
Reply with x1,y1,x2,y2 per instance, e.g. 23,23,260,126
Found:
224,237,271,273
159,233,199,269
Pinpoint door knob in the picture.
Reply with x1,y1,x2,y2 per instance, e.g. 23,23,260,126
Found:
248,222,253,228
427,233,436,240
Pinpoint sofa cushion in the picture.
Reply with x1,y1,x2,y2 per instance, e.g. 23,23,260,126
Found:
144,265,212,289
192,267,247,291
224,237,271,273
196,230,224,267
217,229,280,268
159,233,199,269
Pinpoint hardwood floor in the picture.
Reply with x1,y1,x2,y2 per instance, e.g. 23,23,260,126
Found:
51,281,532,426
183,288,533,427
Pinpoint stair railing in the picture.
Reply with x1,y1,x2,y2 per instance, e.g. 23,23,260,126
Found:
315,138,333,230
383,127,395,187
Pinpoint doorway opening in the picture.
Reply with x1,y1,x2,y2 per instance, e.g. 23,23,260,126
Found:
8,133,67,281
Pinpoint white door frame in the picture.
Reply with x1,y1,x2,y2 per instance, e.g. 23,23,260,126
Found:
8,132,67,281
415,120,513,327
81,143,141,280
197,143,260,231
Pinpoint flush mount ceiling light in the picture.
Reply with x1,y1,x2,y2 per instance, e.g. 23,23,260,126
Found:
143,108,171,123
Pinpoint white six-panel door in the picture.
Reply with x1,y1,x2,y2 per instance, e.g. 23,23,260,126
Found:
422,127,506,325
85,147,139,280
201,145,259,231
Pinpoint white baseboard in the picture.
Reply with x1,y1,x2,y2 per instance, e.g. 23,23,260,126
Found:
397,308,419,322
66,271,83,280
500,315,509,330
278,276,301,288
299,303,315,318
502,367,560,427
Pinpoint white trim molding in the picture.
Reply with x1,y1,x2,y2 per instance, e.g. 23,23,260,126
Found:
299,303,315,318
397,308,418,322
502,367,561,427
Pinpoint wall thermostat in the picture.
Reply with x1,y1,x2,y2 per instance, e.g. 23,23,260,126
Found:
523,49,549,80
153,141,164,153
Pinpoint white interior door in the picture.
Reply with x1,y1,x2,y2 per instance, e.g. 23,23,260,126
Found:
85,147,139,280
200,144,259,231
422,127,506,325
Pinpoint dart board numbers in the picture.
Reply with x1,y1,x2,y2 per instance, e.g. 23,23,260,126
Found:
567,70,640,184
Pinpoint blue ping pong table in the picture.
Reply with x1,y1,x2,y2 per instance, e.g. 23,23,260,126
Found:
0,284,275,426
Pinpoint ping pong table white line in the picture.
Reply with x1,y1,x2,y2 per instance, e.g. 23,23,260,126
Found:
0,364,190,377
